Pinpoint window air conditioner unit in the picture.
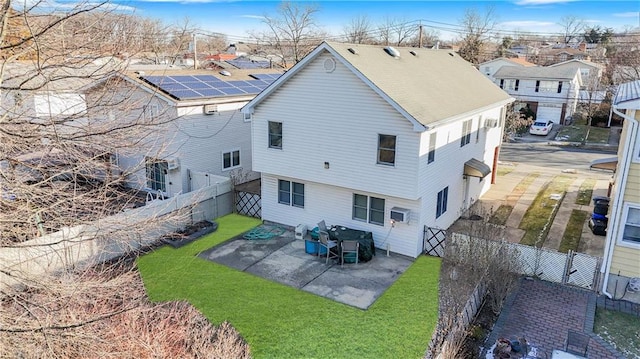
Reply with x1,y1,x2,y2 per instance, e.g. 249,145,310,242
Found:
167,158,180,170
203,104,218,115
390,207,410,223
484,118,498,128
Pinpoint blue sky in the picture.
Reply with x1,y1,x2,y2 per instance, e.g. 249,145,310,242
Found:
110,0,639,41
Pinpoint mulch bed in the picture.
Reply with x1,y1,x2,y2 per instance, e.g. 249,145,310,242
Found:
161,220,218,248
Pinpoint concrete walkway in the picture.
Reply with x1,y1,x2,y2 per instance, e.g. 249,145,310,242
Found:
477,162,608,254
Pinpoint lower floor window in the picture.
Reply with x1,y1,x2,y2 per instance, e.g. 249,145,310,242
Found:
622,206,640,244
436,187,448,218
146,158,168,192
278,180,304,208
222,149,240,170
353,194,385,225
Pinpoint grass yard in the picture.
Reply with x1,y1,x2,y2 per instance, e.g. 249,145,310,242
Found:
594,308,640,359
488,205,513,226
137,214,440,359
558,210,589,253
576,178,596,205
519,176,574,246
555,124,610,144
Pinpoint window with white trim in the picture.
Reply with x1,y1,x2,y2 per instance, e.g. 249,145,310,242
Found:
427,132,436,164
145,157,167,192
622,205,640,245
353,194,385,226
222,149,240,170
278,180,304,208
436,187,448,218
377,134,396,165
535,80,557,93
460,119,472,147
268,121,282,149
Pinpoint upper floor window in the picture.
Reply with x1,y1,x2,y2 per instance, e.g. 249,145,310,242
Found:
278,180,304,208
535,80,559,93
622,205,640,245
268,121,283,149
377,134,396,166
428,132,437,164
499,79,519,91
460,119,472,147
353,194,385,226
222,149,240,170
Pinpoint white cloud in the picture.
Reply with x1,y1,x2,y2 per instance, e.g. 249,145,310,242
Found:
613,12,640,18
514,0,576,5
239,15,266,20
24,0,136,12
499,20,555,27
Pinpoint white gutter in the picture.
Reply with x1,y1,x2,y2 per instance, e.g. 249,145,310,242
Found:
601,107,637,298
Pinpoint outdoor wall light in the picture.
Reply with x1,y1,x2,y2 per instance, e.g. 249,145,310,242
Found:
324,162,330,169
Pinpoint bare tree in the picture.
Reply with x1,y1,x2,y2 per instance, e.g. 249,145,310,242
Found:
457,7,498,65
343,15,373,44
255,1,323,67
376,17,418,46
0,1,247,356
558,15,585,45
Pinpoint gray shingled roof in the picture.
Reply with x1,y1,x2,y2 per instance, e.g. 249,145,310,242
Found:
325,42,513,126
614,80,640,105
494,66,580,80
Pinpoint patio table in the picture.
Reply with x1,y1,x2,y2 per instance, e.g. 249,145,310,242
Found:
328,226,375,262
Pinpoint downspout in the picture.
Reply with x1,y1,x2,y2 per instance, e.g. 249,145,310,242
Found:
601,107,637,298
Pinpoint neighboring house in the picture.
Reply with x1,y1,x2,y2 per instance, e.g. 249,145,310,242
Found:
538,48,590,65
600,80,640,300
479,57,536,83
548,59,606,104
242,41,513,258
85,68,282,198
493,66,582,124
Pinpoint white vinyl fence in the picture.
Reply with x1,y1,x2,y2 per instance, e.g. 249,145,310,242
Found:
450,233,601,290
0,178,231,291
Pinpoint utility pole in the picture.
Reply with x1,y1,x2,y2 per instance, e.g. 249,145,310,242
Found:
418,23,423,48
193,33,197,70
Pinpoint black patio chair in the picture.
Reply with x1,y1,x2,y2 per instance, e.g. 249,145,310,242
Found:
564,330,589,357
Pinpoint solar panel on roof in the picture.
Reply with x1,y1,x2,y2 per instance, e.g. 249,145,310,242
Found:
169,75,200,83
187,83,215,90
162,83,189,91
237,86,261,94
195,88,224,97
218,87,247,95
168,89,202,100
192,75,218,82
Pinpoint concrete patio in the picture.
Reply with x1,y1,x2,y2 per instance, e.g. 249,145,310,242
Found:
198,224,414,309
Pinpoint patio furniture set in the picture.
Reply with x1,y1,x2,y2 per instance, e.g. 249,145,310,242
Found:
304,220,376,267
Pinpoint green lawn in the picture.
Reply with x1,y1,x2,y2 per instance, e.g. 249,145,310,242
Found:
137,214,441,358
519,176,574,246
558,210,589,253
594,308,640,358
489,205,513,226
555,125,610,143
576,178,596,206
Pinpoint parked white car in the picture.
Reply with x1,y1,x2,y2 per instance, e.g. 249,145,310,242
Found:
529,120,553,136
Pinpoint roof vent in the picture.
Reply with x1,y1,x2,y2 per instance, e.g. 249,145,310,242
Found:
219,70,231,76
448,52,455,57
409,50,417,57
347,48,358,55
135,71,145,77
383,46,400,58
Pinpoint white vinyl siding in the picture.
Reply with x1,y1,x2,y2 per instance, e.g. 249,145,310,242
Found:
252,51,420,200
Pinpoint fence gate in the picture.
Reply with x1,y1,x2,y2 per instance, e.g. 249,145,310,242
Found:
423,226,446,257
565,251,601,289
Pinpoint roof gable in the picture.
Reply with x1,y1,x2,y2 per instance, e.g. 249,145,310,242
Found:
244,41,512,129
494,66,581,81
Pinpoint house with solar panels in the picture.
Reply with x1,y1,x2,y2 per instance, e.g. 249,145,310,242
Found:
242,41,514,258
86,68,282,199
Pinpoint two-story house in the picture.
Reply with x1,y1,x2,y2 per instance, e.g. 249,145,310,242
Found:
478,57,536,83
242,41,513,258
493,66,582,124
600,80,640,301
84,68,282,198
548,59,606,104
